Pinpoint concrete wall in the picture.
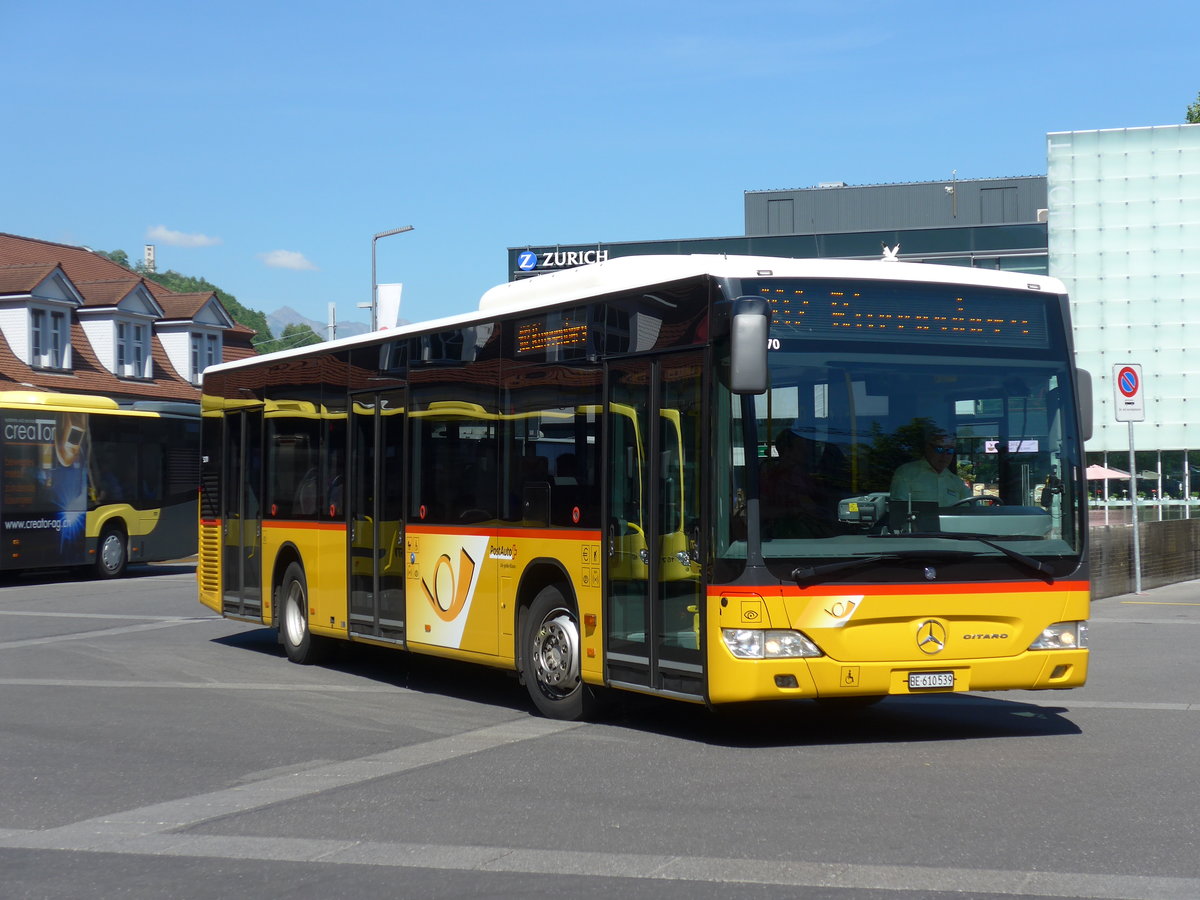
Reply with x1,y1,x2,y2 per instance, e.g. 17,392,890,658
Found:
1090,518,1200,598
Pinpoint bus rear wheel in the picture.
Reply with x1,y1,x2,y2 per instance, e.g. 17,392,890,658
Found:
522,585,599,721
280,562,327,665
94,525,127,579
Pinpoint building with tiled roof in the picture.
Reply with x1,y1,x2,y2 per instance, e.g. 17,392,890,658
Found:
0,232,255,402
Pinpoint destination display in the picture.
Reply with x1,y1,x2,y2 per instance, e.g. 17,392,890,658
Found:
741,278,1052,349
515,312,591,358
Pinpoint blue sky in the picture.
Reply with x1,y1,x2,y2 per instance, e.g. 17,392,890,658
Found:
4,1,1196,336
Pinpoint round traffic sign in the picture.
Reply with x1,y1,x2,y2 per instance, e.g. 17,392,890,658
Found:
1117,366,1139,398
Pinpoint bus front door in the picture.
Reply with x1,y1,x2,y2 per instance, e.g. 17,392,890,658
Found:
222,408,263,618
604,352,704,699
348,390,406,642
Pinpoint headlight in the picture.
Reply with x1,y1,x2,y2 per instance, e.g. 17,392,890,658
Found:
722,628,823,659
1028,621,1088,650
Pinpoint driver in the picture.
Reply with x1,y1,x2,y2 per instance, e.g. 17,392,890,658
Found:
889,430,970,506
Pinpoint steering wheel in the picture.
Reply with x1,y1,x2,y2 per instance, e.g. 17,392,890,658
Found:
950,495,1002,507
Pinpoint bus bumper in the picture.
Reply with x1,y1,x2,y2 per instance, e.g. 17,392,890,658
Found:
705,648,1089,706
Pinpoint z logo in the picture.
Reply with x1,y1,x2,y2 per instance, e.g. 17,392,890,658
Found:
421,548,476,622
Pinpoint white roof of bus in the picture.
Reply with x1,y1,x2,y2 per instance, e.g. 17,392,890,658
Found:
206,254,1067,375
478,254,1066,313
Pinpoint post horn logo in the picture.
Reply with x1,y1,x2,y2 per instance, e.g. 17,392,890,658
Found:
916,619,947,655
421,548,476,622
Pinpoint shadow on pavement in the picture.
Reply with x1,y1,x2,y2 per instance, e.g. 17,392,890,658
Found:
212,626,1082,746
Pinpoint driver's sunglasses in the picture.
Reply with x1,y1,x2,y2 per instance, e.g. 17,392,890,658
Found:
930,446,956,455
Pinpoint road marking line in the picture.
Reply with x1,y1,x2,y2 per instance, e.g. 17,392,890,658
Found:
0,714,1195,898
1091,617,1200,626
1119,601,1200,606
0,678,409,693
0,618,208,649
0,830,1194,898
13,717,581,840
0,611,216,621
0,679,1193,711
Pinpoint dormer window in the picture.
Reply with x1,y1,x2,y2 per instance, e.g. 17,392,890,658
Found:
190,332,222,383
117,321,151,378
31,307,70,370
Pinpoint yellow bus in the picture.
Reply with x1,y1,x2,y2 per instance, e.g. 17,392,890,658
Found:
0,391,199,577
198,255,1092,718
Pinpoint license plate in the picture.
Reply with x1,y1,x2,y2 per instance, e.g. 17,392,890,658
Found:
909,671,955,690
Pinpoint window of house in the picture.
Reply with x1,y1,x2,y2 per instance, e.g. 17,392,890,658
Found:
31,308,70,369
117,320,150,378
190,332,221,382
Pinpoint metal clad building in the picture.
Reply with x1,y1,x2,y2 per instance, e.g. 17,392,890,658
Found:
510,175,1049,281
745,176,1048,234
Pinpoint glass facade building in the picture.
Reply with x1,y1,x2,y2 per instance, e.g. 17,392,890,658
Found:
1048,124,1200,511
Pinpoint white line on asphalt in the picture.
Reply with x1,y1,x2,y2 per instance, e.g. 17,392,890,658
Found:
1,829,1195,898
1091,617,1200,626
0,678,1193,711
0,678,408,693
0,611,217,621
1,717,1196,899
0,618,208,649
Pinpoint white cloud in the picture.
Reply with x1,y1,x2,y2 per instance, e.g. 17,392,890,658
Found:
258,249,319,271
145,224,222,248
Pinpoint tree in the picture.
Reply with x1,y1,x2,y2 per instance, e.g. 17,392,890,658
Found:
98,253,276,344
1188,91,1200,124
98,249,131,268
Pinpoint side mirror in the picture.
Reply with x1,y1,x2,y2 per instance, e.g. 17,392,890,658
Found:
730,296,768,394
1076,368,1093,443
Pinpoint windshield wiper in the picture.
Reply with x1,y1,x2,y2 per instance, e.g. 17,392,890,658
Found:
791,550,973,586
869,532,1054,582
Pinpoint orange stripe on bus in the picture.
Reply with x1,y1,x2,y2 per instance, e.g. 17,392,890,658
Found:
762,580,1090,597
261,520,347,532
406,524,603,541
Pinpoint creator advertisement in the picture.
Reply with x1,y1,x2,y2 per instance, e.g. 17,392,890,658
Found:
1,412,90,567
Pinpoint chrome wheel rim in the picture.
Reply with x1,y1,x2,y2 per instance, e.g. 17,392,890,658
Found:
532,610,580,695
284,583,307,647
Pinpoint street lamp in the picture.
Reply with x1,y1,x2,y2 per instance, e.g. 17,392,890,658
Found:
367,225,414,331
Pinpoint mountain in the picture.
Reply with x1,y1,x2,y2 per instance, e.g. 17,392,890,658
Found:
267,306,371,341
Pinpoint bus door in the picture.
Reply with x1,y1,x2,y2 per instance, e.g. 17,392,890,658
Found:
348,390,407,642
604,352,704,699
222,408,263,617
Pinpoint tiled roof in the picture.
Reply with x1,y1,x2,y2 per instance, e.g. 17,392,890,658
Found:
0,323,199,402
0,262,62,296
74,278,146,308
0,234,135,304
0,232,258,401
155,292,219,320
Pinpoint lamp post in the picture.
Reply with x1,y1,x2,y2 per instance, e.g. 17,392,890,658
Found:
368,225,414,330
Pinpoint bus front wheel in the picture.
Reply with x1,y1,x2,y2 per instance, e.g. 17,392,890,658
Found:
94,525,127,579
522,585,598,721
280,562,327,665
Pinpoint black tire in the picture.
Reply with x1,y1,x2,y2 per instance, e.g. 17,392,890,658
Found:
521,585,597,721
94,525,127,579
279,562,327,664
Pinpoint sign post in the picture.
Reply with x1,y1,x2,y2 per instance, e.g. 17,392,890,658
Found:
1113,364,1145,593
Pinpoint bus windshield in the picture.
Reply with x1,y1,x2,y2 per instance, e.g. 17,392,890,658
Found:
715,279,1085,581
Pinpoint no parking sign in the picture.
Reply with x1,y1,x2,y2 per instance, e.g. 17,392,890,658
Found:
1113,363,1145,422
